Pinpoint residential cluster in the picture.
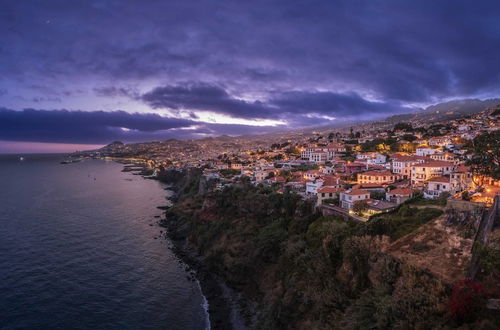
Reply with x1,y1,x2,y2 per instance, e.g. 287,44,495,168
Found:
86,106,500,219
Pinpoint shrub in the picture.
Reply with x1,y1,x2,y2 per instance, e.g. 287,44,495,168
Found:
256,219,288,262
449,278,485,322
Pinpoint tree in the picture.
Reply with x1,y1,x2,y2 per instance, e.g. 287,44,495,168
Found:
394,122,413,132
352,200,369,216
465,130,500,186
401,134,417,142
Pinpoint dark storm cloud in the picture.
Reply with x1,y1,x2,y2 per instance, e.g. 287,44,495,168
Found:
2,0,500,107
141,84,409,119
141,83,273,119
0,108,197,143
271,91,409,116
0,108,283,144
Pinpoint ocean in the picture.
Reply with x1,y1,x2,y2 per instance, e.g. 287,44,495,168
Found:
0,154,209,330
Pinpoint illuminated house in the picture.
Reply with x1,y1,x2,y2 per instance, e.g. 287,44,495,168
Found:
357,170,401,184
423,177,451,199
411,161,454,187
386,188,413,204
340,189,371,210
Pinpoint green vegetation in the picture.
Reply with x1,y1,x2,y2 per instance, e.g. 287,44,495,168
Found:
352,200,369,216
219,168,241,178
365,204,443,240
465,130,500,182
394,122,413,132
477,236,500,277
360,137,398,153
410,193,449,207
163,169,494,329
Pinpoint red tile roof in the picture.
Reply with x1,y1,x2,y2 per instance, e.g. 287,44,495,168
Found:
343,189,370,195
318,187,345,194
426,176,450,183
388,188,413,195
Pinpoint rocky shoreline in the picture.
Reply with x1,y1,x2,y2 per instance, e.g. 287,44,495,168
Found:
159,214,250,330
153,180,251,330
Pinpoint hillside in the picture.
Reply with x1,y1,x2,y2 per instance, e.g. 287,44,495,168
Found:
160,170,499,329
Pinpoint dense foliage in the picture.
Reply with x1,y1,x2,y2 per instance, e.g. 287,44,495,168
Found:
465,130,500,181
163,170,496,329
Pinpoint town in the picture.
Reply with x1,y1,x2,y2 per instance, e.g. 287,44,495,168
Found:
82,103,499,221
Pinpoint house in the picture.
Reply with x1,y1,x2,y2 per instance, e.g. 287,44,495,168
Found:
391,155,422,179
267,176,286,184
416,147,437,157
366,154,388,165
357,152,386,164
301,147,315,160
321,166,335,174
325,143,346,158
306,179,323,195
322,175,345,187
423,177,451,199
429,152,456,163
306,175,344,195
340,189,371,210
365,200,398,216
254,170,270,182
411,161,455,187
304,170,322,180
357,170,401,185
316,187,345,206
286,176,308,191
386,188,413,204
230,163,243,170
428,136,452,147
344,162,366,175
310,151,328,163
449,165,473,194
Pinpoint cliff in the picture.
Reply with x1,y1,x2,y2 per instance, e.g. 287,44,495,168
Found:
161,169,499,329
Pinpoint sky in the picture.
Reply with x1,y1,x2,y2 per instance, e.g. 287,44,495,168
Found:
1,0,499,152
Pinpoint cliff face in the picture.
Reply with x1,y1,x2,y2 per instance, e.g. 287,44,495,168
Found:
163,170,498,329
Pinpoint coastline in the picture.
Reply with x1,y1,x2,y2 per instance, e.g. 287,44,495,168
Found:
160,210,250,330
121,162,248,330
115,161,224,329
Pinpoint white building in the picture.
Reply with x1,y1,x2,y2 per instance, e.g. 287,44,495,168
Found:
391,155,424,179
423,177,451,199
340,189,371,210
416,147,437,157
310,151,328,164
411,161,454,187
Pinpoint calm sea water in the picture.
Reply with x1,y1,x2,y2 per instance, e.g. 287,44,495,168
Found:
0,154,209,330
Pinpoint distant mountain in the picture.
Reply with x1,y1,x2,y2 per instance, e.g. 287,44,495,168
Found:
422,98,500,115
384,98,500,124
105,141,124,148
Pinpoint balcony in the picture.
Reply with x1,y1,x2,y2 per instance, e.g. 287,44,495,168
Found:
423,189,444,199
